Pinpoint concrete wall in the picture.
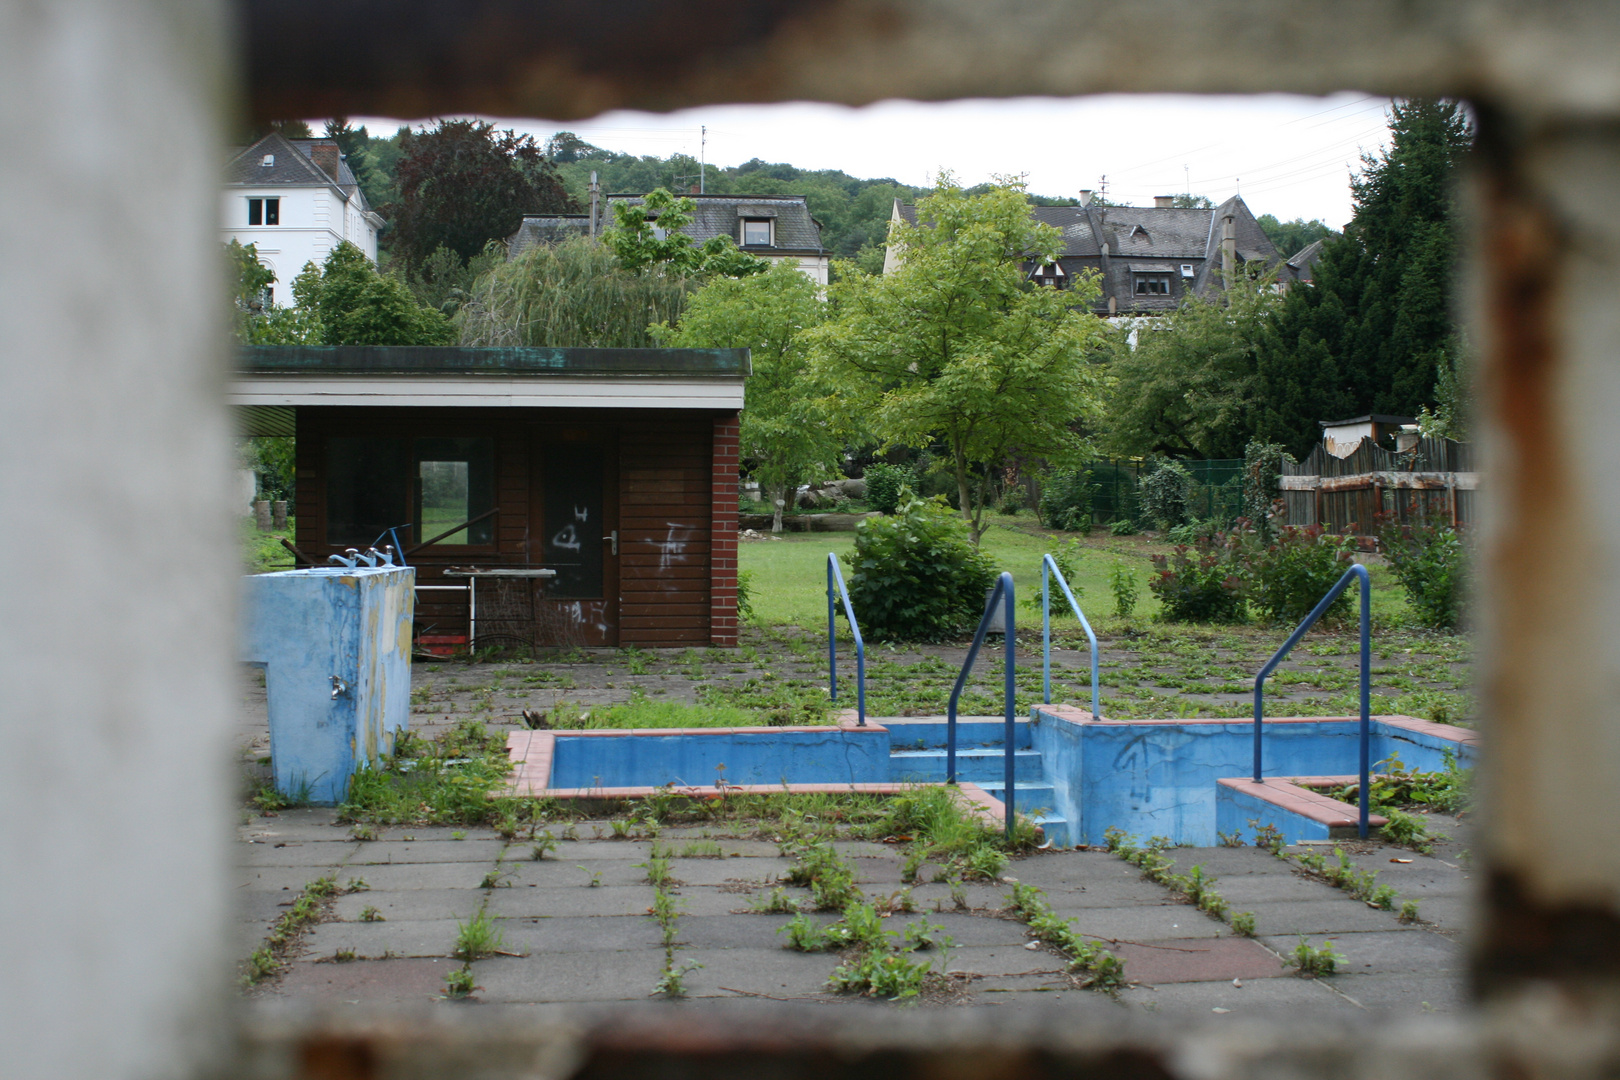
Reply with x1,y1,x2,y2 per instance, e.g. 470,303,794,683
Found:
0,2,235,1078
550,726,891,788
1030,709,1473,846
240,566,414,804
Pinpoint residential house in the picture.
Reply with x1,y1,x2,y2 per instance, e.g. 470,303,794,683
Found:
509,192,831,284
884,192,1297,316
222,132,385,302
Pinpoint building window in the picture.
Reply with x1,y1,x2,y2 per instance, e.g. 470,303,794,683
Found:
324,436,494,549
1030,262,1067,288
248,197,280,226
1134,274,1171,295
742,219,772,246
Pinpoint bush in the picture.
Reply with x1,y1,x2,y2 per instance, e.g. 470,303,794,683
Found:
1379,519,1468,629
1245,524,1357,624
1242,440,1295,537
848,494,997,641
1109,518,1138,537
1109,561,1140,619
1149,536,1246,623
1038,467,1093,531
864,462,920,515
1138,461,1191,530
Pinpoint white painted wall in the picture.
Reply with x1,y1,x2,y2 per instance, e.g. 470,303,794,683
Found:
221,172,378,293
1,2,236,1077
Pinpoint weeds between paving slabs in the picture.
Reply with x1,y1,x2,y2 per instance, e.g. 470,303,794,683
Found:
1243,819,1425,923
1103,828,1258,938
239,875,362,987
1004,882,1126,990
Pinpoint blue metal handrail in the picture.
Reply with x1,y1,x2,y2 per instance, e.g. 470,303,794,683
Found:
1040,555,1101,719
1253,563,1372,838
826,553,866,726
946,572,1018,841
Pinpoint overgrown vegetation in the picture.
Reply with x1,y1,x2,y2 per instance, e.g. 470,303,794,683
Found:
1104,829,1257,937
338,720,514,826
1004,882,1126,990
1379,519,1469,630
847,493,997,641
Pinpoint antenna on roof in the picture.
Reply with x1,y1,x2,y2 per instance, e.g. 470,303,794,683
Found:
1184,164,1190,196
700,126,706,195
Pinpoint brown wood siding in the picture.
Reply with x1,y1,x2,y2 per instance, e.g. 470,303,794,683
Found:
619,419,711,645
291,406,730,647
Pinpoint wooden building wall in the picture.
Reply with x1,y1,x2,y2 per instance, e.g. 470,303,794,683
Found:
293,406,736,648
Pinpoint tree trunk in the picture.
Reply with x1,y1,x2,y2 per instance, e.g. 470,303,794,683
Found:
953,452,982,544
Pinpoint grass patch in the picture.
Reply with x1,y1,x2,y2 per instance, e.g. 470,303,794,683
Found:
338,720,513,827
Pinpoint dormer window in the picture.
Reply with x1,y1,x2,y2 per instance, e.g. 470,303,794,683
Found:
261,154,274,167
248,197,279,226
742,219,772,247
1030,262,1067,288
1134,274,1171,295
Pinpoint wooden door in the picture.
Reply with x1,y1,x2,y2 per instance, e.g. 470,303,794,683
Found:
533,437,620,647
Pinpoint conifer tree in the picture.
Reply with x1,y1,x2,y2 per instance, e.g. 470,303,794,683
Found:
1256,100,1472,455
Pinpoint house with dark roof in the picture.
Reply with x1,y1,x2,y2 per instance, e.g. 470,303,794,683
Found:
509,192,830,284
222,132,385,300
883,192,1298,316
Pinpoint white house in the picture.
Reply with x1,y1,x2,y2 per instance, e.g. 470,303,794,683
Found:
222,132,384,302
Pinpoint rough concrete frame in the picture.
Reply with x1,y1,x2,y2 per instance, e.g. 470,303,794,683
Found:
9,1,1620,1077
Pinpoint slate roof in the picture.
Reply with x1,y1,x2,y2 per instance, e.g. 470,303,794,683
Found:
1288,238,1328,282
224,132,372,212
607,193,825,253
508,215,593,257
888,192,1289,314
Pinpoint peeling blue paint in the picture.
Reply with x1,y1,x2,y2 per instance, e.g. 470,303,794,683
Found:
550,728,889,789
241,566,413,804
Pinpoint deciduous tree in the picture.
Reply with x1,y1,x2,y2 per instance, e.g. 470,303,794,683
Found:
651,261,837,532
811,177,1106,542
603,188,766,278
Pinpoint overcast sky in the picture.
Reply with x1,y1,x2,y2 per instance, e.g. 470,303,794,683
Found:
364,93,1394,229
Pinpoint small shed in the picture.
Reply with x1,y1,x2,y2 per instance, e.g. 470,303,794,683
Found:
1319,414,1415,458
233,345,749,650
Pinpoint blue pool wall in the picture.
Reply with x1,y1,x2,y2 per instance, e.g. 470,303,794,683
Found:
240,565,414,804
1028,706,1475,847
549,726,891,789
1215,783,1337,844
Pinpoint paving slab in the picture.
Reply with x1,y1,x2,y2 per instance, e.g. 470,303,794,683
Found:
1222,899,1412,936
471,950,667,1003
970,979,1128,1010
1405,895,1471,931
331,888,484,923
1053,906,1228,944
907,883,1014,912
1119,972,1352,1015
338,862,501,891
239,810,348,841
269,957,460,1006
1329,970,1468,1012
1108,937,1288,985
675,913,801,950
486,884,658,918
544,841,655,861
1027,877,1191,909
1259,929,1460,976
663,857,794,887
943,944,1073,977
679,946,844,999
234,865,351,893
303,917,467,959
1198,871,1343,904
497,915,665,953
350,839,509,864
505,859,655,889
239,841,364,868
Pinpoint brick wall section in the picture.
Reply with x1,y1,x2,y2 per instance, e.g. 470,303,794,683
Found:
710,413,741,646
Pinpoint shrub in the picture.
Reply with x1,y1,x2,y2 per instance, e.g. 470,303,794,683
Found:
848,494,997,641
1379,518,1468,629
1038,467,1093,531
1242,440,1295,537
1109,518,1138,537
1109,561,1140,619
1149,536,1246,623
864,462,921,515
1138,461,1191,530
1245,524,1357,624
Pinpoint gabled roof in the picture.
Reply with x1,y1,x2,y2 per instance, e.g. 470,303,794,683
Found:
607,193,825,252
508,215,593,258
224,132,372,212
1288,238,1328,282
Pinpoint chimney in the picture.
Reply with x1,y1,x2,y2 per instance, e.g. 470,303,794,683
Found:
1155,195,1174,208
1221,213,1236,282
308,140,341,183
1078,189,1093,207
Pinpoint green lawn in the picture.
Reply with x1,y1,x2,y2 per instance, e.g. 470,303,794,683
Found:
740,512,1418,633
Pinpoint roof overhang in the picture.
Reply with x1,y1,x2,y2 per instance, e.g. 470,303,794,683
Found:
231,346,750,427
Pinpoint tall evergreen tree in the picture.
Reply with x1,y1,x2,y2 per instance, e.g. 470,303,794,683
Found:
1256,100,1472,455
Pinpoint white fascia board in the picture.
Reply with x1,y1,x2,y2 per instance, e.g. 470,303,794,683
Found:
231,374,745,410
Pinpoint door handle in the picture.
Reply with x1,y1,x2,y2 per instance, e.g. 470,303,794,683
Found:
603,530,618,556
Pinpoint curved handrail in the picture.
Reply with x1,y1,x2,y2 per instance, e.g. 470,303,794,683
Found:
946,572,1018,841
1253,562,1372,838
826,553,866,727
1040,555,1101,719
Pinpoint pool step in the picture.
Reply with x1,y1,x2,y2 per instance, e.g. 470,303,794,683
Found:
888,747,1044,783
973,780,1071,847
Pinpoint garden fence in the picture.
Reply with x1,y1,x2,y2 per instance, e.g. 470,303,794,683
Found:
1280,437,1475,535
1081,458,1244,526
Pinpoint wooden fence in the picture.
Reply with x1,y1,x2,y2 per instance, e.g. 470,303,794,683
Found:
1280,437,1475,535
